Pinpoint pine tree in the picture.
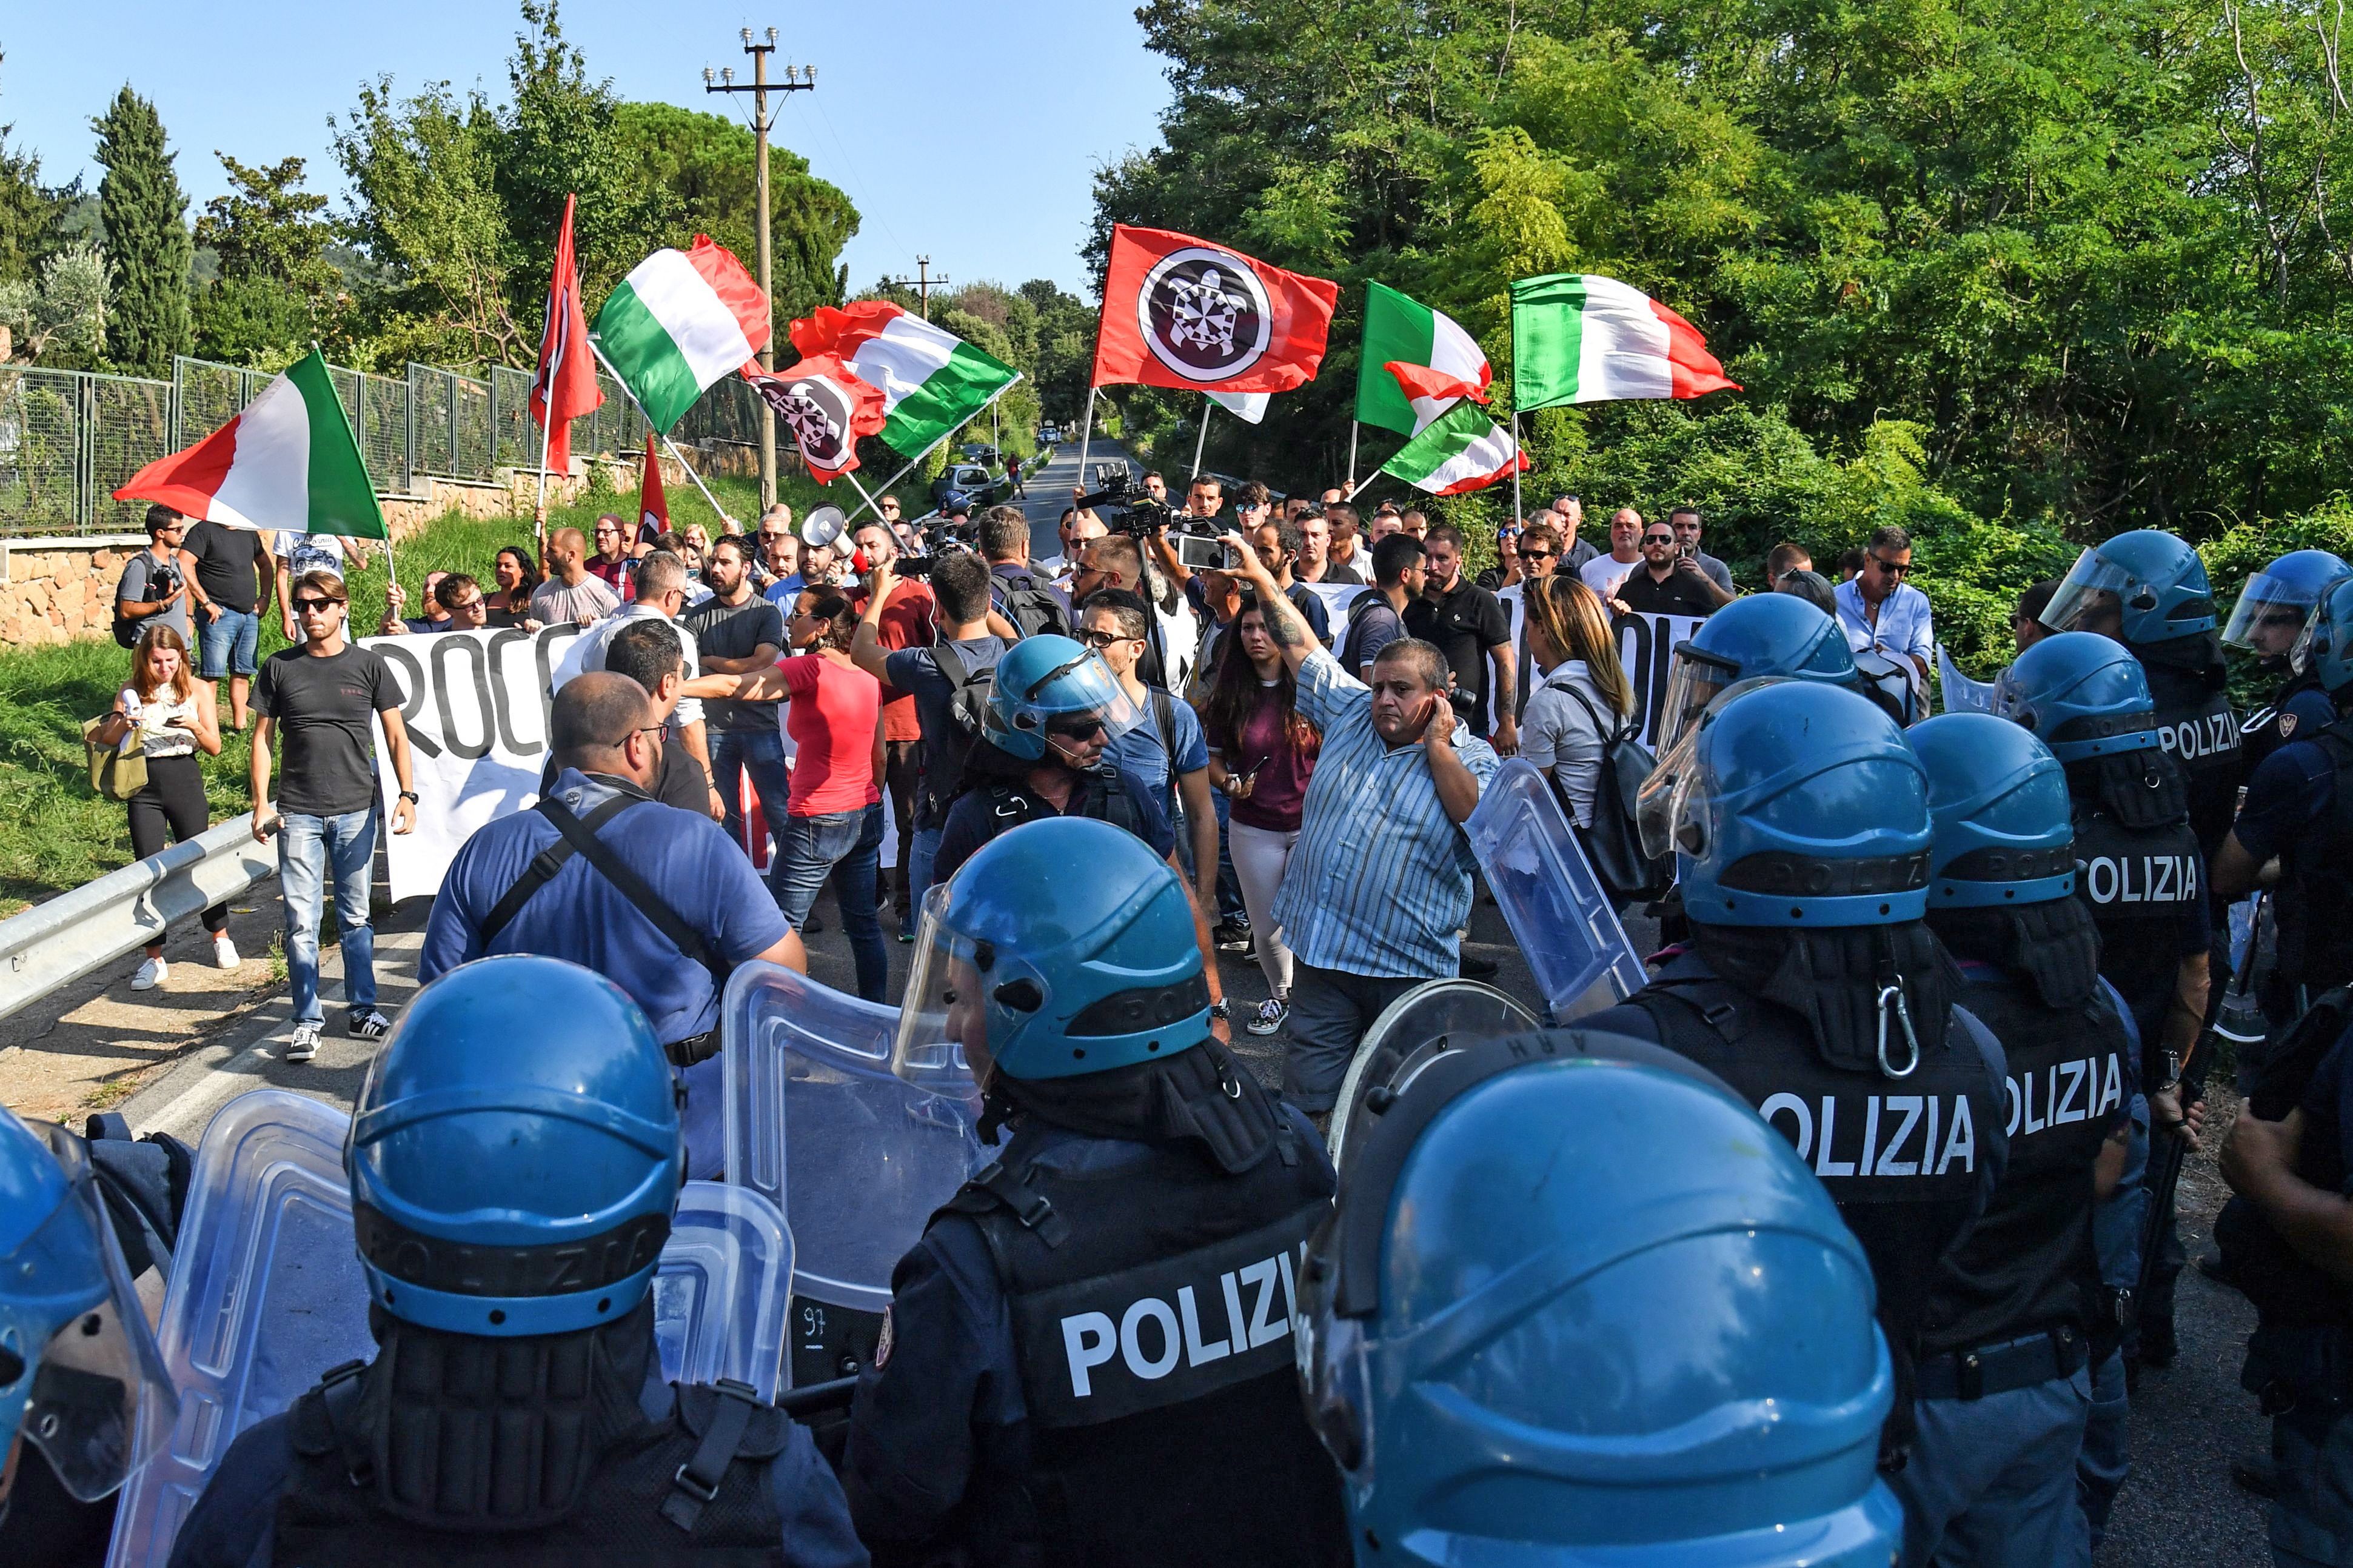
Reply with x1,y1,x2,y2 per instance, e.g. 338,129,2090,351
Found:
92,85,189,375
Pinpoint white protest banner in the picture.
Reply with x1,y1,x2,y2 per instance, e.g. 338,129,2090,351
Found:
1297,579,1371,652
1610,612,1710,749
366,623,585,902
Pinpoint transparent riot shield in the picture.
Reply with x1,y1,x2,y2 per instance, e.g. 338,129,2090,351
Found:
1463,758,1647,1023
1327,979,1542,1169
105,1090,791,1568
1936,644,2006,715
721,961,985,1386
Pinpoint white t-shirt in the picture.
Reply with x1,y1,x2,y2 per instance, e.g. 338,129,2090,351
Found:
1580,554,1641,601
276,531,354,581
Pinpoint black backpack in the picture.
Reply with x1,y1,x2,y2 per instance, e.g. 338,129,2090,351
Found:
926,640,1002,816
1553,681,1672,904
992,568,1071,639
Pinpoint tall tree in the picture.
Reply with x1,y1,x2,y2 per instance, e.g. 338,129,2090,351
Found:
92,85,190,375
190,153,343,364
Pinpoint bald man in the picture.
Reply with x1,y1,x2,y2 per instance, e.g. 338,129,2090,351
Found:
529,526,623,626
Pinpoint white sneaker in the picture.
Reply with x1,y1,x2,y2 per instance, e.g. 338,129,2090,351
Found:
287,1022,322,1063
130,956,167,991
212,933,241,969
1247,996,1290,1036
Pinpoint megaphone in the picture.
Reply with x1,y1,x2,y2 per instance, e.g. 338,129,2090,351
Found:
800,505,849,551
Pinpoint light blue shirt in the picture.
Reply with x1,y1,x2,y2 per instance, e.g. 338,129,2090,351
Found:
1835,576,1935,668
1272,649,1500,979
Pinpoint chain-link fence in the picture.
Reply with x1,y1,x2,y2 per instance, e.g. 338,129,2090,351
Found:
0,352,749,538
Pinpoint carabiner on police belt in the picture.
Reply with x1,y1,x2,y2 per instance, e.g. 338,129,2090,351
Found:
1876,982,1921,1079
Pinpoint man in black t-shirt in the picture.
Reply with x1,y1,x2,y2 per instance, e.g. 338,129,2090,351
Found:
1402,524,1516,748
682,536,789,860
250,568,415,1064
1616,517,1735,617
182,519,276,730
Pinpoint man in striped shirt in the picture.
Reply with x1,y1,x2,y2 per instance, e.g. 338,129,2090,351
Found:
1221,530,1500,1125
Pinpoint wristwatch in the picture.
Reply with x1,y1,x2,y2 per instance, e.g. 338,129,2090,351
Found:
1208,998,1232,1022
398,790,420,804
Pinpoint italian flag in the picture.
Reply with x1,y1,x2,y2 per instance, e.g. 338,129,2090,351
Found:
787,301,1019,458
112,349,386,536
1356,282,1491,435
1380,396,1527,496
594,237,772,432
1509,273,1739,410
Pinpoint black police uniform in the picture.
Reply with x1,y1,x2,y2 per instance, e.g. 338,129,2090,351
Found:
1919,906,2132,1393
2265,718,2353,1008
2242,664,2338,779
2064,749,2207,1067
932,747,1174,890
2134,631,2241,861
1582,924,2008,1451
841,1049,1348,1568
164,1301,866,1568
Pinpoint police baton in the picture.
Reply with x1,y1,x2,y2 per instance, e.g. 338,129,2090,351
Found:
774,1375,857,1419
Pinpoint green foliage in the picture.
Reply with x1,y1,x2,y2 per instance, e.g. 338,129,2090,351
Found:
91,86,190,375
190,273,315,367
190,154,346,362
0,238,109,367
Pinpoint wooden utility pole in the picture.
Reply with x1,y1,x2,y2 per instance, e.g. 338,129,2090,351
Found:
882,256,951,321
705,28,814,513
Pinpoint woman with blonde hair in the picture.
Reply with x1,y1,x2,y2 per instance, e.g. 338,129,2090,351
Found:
105,625,234,988
1518,572,1635,828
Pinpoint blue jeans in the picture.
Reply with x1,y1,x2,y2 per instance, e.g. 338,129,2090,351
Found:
279,809,377,1025
909,824,944,907
771,803,888,1001
199,606,260,678
709,726,794,872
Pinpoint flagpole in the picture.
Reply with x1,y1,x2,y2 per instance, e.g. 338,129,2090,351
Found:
587,340,738,532
533,409,555,577
1076,385,1099,492
1510,411,1522,526
841,373,1026,526
838,467,885,519
1345,419,1359,494
1190,394,1212,481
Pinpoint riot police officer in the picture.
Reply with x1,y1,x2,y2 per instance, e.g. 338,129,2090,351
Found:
1904,713,2140,1566
165,956,865,1567
1580,681,2009,1472
1296,1027,1904,1564
1655,591,1898,750
0,1109,180,1568
843,816,1346,1566
2225,549,2352,776
2043,529,2241,856
2217,575,2353,1015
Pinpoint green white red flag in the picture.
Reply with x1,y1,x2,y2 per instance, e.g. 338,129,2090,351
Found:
112,349,386,536
593,237,772,432
1355,282,1490,435
786,302,1018,459
1509,273,1738,409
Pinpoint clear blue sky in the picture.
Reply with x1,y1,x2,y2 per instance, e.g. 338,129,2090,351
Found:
0,1,1171,299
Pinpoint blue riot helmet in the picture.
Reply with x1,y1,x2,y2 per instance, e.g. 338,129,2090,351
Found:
1662,681,1933,927
1658,593,1863,750
1297,1030,1900,1566
347,955,683,1337
2223,548,2352,658
979,633,1147,764
2000,630,2160,762
0,1109,178,1502
897,817,1208,1081
1907,713,2077,907
2041,529,2217,643
2291,575,2353,695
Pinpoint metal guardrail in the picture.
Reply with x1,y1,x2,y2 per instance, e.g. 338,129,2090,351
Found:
0,814,276,1024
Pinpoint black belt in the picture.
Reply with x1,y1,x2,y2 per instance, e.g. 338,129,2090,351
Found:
666,1032,718,1069
1915,1326,2086,1401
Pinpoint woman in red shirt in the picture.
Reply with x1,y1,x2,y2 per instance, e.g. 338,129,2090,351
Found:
1199,598,1322,1036
687,589,888,999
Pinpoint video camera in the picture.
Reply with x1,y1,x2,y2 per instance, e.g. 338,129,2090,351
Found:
1074,472,1236,572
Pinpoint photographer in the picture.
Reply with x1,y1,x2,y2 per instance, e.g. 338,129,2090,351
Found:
113,505,192,647
1151,513,1332,646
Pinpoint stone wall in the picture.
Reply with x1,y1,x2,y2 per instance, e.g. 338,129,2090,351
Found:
0,449,717,649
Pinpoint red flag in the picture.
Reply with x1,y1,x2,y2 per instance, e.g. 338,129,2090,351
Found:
638,433,668,536
529,194,602,476
748,355,888,482
1091,224,1339,395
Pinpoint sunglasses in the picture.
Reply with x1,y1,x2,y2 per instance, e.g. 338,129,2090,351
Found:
1045,716,1108,741
1644,533,1675,545
1077,628,1136,649
1520,547,1555,561
1871,556,1912,576
292,597,343,613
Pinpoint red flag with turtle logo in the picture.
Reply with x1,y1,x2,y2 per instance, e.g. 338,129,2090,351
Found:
748,355,887,482
1091,224,1339,394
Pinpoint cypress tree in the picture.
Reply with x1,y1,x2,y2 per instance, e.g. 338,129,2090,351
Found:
92,85,189,375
